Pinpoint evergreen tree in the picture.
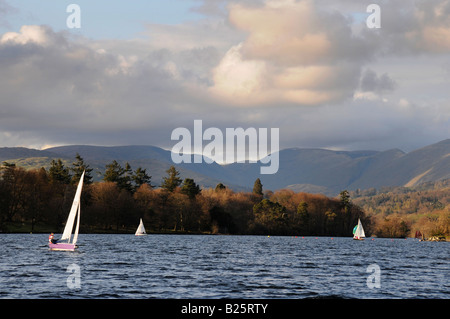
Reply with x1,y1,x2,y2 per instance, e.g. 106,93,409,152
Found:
48,159,71,184
340,189,353,232
253,199,287,234
340,190,351,213
161,166,182,192
133,167,153,190
103,161,136,193
215,183,227,192
181,178,201,199
119,162,133,193
253,178,263,196
103,160,124,184
71,153,93,185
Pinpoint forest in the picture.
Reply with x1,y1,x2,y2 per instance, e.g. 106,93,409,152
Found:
0,154,368,236
351,181,449,239
0,154,448,239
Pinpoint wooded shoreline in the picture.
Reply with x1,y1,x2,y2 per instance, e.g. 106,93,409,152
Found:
1,155,448,239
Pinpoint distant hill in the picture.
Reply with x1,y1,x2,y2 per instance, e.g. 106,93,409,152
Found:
0,139,449,195
215,139,449,195
0,147,59,161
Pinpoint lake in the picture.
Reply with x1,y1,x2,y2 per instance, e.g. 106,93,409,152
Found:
0,234,448,299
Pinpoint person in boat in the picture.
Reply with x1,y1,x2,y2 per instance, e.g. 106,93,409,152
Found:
48,233,58,244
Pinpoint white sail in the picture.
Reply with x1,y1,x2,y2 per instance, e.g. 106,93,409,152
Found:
60,171,85,243
135,218,147,236
354,219,365,239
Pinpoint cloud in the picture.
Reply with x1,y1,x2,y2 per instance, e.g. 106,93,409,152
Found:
355,0,450,55
0,0,449,153
1,25,52,45
229,0,331,66
0,25,189,146
208,43,270,105
410,0,450,52
359,68,397,94
208,0,369,106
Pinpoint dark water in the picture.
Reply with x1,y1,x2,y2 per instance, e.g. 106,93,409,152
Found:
0,234,448,299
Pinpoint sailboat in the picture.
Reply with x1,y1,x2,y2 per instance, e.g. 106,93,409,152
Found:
49,171,85,251
135,218,147,236
353,218,365,240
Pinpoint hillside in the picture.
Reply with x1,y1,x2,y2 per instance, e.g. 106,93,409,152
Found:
226,139,450,195
0,147,59,161
0,139,449,195
351,179,449,238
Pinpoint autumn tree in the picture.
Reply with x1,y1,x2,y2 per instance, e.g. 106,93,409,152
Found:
21,168,52,232
296,201,310,233
0,165,54,232
208,205,236,234
0,164,27,224
133,184,157,229
89,182,137,231
374,214,410,238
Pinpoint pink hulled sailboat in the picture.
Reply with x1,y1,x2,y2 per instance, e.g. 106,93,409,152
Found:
49,171,85,251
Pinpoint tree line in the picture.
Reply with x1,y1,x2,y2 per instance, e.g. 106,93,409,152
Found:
352,182,449,239
0,154,369,236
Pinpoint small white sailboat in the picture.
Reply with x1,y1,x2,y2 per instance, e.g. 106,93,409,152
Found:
49,171,85,251
353,218,365,240
135,218,147,236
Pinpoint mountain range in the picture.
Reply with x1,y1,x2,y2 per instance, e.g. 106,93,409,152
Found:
0,139,449,196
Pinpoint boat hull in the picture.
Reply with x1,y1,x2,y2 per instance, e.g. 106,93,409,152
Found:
49,243,76,251
135,233,147,236
353,237,365,240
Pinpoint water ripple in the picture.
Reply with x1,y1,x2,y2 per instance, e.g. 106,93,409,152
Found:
0,234,448,299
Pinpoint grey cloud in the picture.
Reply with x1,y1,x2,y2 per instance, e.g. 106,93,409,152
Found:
0,0,449,153
360,69,397,94
0,27,184,140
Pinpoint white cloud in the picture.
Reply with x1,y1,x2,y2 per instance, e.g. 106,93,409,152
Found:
209,43,270,105
1,25,52,45
209,0,375,107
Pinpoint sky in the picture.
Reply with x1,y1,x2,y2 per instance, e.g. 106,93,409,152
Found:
0,0,449,154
